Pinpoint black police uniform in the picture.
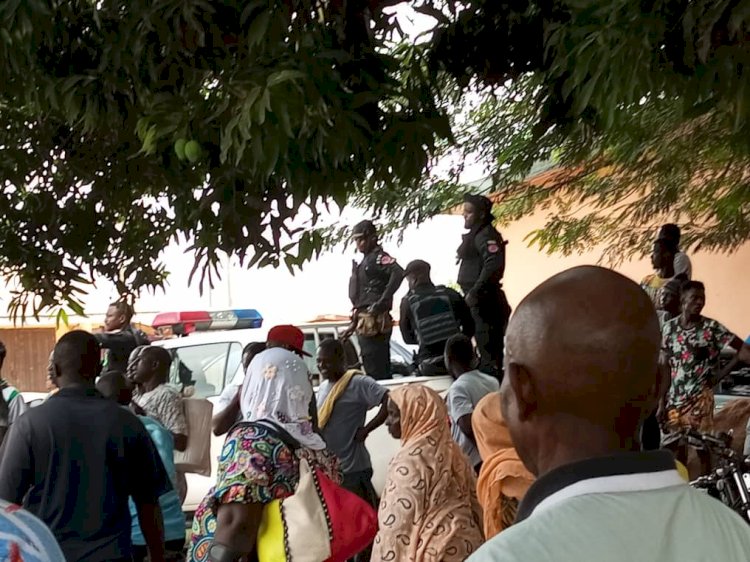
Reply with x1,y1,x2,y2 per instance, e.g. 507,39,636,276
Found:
94,325,150,375
457,223,511,377
349,246,405,380
399,283,475,376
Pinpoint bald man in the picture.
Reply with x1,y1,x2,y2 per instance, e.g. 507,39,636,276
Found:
469,266,750,562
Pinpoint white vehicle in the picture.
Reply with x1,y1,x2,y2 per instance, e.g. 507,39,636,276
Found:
150,309,452,513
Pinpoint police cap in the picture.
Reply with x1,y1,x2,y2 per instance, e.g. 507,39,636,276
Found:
352,220,377,239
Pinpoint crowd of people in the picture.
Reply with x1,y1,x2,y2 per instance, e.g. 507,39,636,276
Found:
0,206,749,560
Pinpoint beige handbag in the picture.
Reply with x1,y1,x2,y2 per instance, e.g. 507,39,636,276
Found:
174,398,213,476
257,458,332,562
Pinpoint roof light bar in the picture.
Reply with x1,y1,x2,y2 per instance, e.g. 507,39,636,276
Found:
152,309,263,336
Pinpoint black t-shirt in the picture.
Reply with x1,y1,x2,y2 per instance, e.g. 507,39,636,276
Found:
0,387,171,561
95,326,150,374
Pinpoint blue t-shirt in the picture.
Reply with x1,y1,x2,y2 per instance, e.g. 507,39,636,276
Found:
0,499,65,561
129,416,186,545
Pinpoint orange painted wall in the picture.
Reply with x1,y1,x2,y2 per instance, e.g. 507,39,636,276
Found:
498,210,750,336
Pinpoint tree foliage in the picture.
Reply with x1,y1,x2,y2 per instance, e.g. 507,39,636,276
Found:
424,0,750,262
1,0,750,318
0,0,449,318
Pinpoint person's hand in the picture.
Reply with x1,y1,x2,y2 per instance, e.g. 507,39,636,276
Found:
368,300,387,315
354,427,369,442
465,291,478,308
341,316,357,340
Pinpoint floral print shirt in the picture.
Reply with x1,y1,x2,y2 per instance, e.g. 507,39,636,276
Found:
661,316,735,411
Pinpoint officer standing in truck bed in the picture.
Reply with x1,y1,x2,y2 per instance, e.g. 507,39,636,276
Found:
346,220,405,380
457,194,511,378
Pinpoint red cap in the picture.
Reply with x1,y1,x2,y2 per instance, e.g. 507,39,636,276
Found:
267,325,311,357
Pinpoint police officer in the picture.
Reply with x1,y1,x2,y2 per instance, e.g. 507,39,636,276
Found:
400,260,474,376
346,220,405,380
457,194,511,378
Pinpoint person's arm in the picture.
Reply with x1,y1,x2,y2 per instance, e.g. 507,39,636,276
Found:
172,432,188,452
0,394,9,447
467,230,505,303
356,391,389,442
213,388,241,436
136,502,165,562
399,296,417,345
0,418,33,503
656,352,671,421
457,414,476,445
370,252,404,313
93,330,135,350
127,416,172,562
451,289,475,339
447,384,477,445
729,338,750,364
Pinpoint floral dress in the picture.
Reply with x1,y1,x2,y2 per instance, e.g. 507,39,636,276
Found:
188,422,341,561
661,316,735,431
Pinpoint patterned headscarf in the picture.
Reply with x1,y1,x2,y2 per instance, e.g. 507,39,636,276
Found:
240,346,325,450
372,385,484,561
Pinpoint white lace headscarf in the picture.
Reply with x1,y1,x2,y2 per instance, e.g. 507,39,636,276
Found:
240,346,325,450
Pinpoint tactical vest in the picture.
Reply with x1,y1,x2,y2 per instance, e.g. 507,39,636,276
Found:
407,286,461,347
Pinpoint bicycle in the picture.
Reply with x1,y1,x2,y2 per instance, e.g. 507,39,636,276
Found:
669,429,750,524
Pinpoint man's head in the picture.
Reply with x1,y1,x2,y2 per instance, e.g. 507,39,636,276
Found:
96,372,133,406
681,280,706,319
658,278,683,316
462,194,493,230
352,220,379,255
404,260,432,291
104,301,133,332
444,334,477,379
52,331,102,387
317,339,347,381
502,266,661,477
658,224,681,248
132,346,172,386
242,342,267,371
126,345,148,381
650,239,676,271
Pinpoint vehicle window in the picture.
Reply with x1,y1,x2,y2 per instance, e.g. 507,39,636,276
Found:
226,342,243,385
167,343,231,399
302,332,317,374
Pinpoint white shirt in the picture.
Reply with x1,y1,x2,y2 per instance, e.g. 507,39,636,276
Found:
674,251,692,279
469,452,750,562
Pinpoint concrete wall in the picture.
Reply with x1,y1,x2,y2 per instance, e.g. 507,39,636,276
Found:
498,209,750,336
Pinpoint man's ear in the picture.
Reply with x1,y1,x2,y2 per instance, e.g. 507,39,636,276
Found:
507,361,538,422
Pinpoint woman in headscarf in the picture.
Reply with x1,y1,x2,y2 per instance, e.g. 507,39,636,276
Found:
188,326,340,562
471,392,534,539
372,385,484,561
